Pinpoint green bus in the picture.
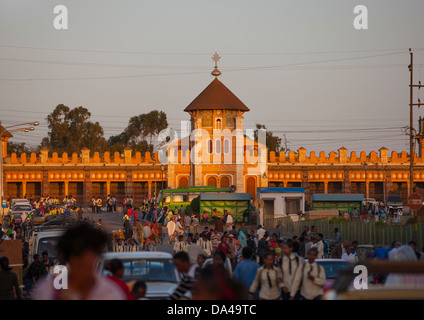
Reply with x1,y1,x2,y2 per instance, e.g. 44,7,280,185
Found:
157,186,232,211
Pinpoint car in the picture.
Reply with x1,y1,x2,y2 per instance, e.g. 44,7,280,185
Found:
10,198,30,208
99,251,180,299
386,195,404,212
324,260,424,299
315,259,349,292
28,229,65,263
202,257,233,277
10,203,32,225
362,198,378,206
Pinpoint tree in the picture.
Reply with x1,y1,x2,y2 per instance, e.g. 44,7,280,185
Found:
40,104,107,154
253,124,282,153
108,110,168,154
7,142,32,156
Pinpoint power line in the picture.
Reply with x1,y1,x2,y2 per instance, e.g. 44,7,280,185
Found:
0,44,418,56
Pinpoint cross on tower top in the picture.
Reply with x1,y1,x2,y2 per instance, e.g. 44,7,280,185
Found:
211,52,222,77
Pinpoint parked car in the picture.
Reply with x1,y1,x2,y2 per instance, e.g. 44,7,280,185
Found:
10,203,32,225
386,195,404,211
99,251,180,299
362,198,378,207
324,260,424,299
10,198,30,208
315,259,349,292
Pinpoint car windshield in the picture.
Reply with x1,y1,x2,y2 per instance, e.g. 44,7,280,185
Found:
387,196,402,203
317,261,348,279
13,205,31,211
103,259,177,283
37,236,60,260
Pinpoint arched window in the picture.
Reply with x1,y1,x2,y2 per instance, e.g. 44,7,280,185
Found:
216,118,222,130
207,139,213,154
220,176,230,188
224,139,231,154
178,176,189,189
207,176,217,187
215,139,221,154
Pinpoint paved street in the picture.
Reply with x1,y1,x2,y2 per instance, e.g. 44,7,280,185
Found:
94,211,174,254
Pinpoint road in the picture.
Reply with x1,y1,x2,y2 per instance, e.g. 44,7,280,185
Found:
93,211,174,254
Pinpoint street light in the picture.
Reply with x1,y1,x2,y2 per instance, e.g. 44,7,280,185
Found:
0,122,39,224
160,165,165,207
363,162,368,203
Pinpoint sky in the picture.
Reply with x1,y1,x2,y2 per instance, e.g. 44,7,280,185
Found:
1,0,424,155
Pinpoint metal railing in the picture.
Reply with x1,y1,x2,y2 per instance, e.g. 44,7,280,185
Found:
264,215,424,249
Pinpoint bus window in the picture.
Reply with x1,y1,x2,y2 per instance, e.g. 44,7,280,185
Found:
188,193,200,202
164,196,171,204
172,193,189,203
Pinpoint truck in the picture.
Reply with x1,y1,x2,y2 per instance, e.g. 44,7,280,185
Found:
27,228,66,263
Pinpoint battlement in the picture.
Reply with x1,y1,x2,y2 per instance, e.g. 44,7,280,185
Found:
4,146,423,166
267,147,422,165
5,149,162,165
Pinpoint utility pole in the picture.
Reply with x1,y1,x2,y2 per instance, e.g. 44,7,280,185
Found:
409,48,424,217
409,48,414,198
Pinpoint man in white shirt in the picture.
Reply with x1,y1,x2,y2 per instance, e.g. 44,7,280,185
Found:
114,239,125,252
142,223,151,251
256,225,265,240
316,234,325,259
174,235,188,254
281,240,304,300
341,246,358,263
198,234,213,257
187,238,208,265
291,248,326,300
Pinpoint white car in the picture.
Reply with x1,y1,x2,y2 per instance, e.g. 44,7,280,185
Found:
99,251,180,299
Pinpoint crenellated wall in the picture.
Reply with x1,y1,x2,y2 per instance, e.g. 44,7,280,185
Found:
267,147,419,164
4,145,424,206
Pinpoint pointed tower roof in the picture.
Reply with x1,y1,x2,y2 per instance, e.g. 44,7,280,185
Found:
184,77,250,112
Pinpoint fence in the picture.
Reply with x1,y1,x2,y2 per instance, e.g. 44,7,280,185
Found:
264,216,424,250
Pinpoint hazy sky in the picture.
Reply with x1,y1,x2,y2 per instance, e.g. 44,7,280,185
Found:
1,0,424,155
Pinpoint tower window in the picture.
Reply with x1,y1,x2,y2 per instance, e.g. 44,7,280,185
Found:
216,118,222,130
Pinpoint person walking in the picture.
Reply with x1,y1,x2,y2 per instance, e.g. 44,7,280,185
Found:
96,196,102,214
201,211,209,225
249,253,283,300
191,215,200,235
280,240,303,300
169,252,194,300
225,211,234,230
174,235,188,254
25,254,46,290
199,234,213,257
107,259,135,300
257,231,268,265
0,257,21,300
136,220,143,245
291,248,326,300
184,214,191,235
233,247,260,290
91,196,96,214
187,238,208,265
142,223,151,251
112,195,117,213
35,224,125,300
